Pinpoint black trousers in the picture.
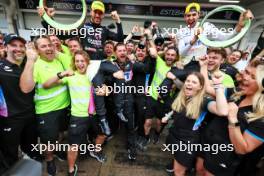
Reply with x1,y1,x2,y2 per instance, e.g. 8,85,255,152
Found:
115,93,136,149
0,114,38,168
92,61,125,120
134,95,147,137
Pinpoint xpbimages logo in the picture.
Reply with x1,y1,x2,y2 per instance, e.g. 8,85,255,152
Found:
162,141,234,155
31,141,102,154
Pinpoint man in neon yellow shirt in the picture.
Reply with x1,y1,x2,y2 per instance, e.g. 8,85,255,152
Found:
20,36,70,176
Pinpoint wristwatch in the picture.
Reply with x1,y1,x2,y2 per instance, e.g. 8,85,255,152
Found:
57,72,63,79
228,121,240,127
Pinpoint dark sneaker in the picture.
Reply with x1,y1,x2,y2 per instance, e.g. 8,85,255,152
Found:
127,148,136,160
136,137,150,151
117,112,128,122
47,159,56,176
165,161,174,173
68,164,78,176
89,151,107,163
55,151,67,161
153,132,160,144
99,119,111,136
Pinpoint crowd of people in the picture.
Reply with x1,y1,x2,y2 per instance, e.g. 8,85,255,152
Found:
0,1,263,176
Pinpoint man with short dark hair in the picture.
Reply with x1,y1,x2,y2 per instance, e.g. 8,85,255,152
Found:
0,34,39,173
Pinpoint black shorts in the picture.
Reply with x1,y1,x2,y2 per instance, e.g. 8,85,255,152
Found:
201,130,241,176
36,108,68,144
68,115,103,145
145,96,166,119
166,133,198,169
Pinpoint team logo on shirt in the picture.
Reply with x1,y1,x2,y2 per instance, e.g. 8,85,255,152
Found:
3,66,13,72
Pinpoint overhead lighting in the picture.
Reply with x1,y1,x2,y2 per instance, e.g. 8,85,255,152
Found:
209,0,240,3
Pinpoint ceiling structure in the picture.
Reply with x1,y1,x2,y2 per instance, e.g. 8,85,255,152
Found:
135,0,262,6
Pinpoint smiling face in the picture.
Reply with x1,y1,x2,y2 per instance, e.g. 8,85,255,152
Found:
126,42,134,54
90,10,104,25
227,51,242,65
6,40,26,62
165,49,177,67
239,66,258,96
35,38,55,61
184,74,203,97
49,35,62,52
115,44,127,63
184,11,199,27
135,47,146,62
74,54,88,74
104,43,114,57
68,40,82,54
207,52,224,72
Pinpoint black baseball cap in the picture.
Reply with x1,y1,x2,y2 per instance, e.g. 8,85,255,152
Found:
3,34,26,46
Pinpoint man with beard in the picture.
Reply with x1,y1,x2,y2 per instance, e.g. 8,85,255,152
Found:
108,42,153,160
38,1,123,60
20,36,70,176
137,36,179,150
0,34,39,173
132,45,154,141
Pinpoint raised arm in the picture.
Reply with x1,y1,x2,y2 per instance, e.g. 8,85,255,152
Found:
107,11,124,42
207,72,229,116
20,43,38,93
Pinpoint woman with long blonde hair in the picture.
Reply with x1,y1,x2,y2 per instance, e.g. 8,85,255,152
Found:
198,60,264,176
163,72,228,176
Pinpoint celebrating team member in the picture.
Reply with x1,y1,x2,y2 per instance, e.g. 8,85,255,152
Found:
20,36,70,176
103,40,115,60
112,43,137,159
66,37,83,55
138,30,179,150
43,51,108,175
163,71,228,176
176,2,253,75
132,45,154,141
49,35,71,56
197,60,264,176
199,48,235,96
38,1,123,60
220,50,241,85
0,34,39,172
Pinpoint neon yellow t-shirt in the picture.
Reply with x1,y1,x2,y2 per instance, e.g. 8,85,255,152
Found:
61,44,71,56
57,52,73,70
62,72,91,117
33,56,70,114
148,56,171,100
222,72,235,88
